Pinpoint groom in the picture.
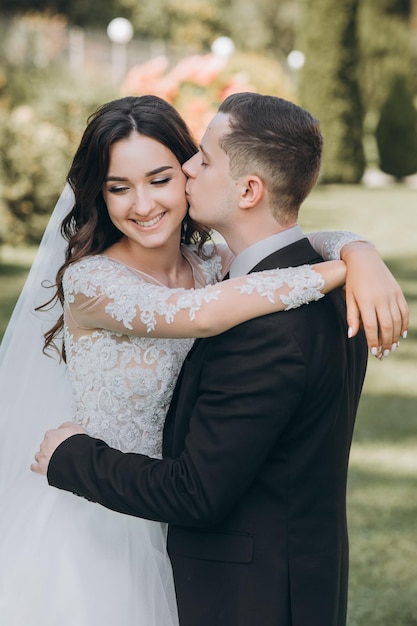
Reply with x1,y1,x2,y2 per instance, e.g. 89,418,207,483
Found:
34,93,368,625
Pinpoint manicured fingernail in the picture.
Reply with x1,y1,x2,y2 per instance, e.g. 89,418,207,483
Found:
347,327,353,338
371,347,378,356
391,343,398,351
383,349,390,358
402,330,408,339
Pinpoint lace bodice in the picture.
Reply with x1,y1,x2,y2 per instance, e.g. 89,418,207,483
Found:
64,330,194,459
63,245,229,459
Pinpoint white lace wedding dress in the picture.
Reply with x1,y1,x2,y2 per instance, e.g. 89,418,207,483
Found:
0,234,356,626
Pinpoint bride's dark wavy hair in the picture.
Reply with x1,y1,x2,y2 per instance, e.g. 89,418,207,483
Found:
40,95,213,358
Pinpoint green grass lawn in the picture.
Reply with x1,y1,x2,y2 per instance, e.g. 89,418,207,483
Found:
302,184,417,626
1,184,416,625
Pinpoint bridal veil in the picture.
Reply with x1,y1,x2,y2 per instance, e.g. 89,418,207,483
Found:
0,185,74,493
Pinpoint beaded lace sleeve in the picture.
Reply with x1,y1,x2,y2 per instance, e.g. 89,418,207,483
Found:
307,231,368,260
63,256,331,339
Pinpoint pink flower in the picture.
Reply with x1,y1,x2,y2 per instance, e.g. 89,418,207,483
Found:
120,56,169,96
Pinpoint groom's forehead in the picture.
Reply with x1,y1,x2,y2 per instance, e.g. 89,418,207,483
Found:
201,114,231,156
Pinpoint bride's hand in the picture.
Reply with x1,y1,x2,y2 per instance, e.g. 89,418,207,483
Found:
31,422,86,476
341,242,409,358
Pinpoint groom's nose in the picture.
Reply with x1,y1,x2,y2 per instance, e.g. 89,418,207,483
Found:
182,152,198,178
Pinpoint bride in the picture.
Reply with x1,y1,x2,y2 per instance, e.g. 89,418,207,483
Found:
0,95,407,625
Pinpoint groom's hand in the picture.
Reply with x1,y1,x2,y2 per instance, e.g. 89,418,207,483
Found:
31,422,86,476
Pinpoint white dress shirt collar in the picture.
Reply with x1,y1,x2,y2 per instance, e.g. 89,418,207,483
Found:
229,225,305,278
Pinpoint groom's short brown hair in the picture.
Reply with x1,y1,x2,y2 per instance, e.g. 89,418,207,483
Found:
218,92,323,225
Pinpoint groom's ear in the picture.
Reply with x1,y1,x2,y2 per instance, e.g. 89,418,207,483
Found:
238,175,265,209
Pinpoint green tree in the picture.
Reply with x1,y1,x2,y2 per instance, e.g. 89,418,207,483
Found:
357,0,417,167
375,75,417,180
297,0,365,183
358,0,416,115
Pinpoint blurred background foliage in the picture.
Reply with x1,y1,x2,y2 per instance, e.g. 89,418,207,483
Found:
0,0,416,246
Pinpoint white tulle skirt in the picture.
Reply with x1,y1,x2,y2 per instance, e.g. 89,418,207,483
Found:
0,470,179,626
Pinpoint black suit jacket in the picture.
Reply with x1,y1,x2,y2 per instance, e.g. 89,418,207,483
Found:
48,238,368,626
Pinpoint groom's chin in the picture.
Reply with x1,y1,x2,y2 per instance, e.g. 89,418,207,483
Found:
188,204,199,221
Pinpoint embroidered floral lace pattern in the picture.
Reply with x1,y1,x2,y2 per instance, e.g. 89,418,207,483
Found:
234,264,325,309
308,231,363,261
63,248,219,459
64,329,194,458
66,263,222,333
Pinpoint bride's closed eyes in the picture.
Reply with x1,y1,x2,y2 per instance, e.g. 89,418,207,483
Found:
106,184,129,194
105,175,174,195
150,176,173,186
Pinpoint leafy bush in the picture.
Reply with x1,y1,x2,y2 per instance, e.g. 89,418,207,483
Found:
0,104,71,244
0,29,115,246
375,75,417,180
